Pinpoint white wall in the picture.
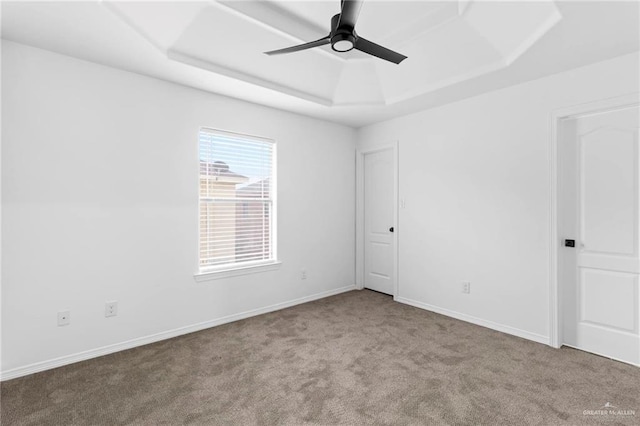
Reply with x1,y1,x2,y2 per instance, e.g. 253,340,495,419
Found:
1,41,356,378
357,52,639,344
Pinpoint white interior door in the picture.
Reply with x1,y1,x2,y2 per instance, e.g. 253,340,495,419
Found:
364,148,395,295
560,104,640,365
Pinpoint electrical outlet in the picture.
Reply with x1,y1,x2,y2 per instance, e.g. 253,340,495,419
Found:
105,301,118,317
58,310,71,326
461,281,471,294
301,269,307,280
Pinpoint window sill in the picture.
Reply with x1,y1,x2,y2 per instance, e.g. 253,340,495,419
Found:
194,261,282,282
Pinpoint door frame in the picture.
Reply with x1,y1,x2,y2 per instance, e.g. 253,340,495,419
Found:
549,93,640,348
356,142,399,298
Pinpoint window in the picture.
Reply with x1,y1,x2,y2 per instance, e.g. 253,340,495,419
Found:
198,129,276,273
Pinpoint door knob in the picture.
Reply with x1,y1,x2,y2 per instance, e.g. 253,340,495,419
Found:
389,227,394,233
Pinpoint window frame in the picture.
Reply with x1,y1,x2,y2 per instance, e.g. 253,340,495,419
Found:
195,127,279,280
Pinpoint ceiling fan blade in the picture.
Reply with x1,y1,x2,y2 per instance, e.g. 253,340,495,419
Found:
338,0,363,29
264,36,331,56
354,37,407,64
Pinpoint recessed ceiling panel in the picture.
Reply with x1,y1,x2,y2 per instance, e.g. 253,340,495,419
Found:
272,1,341,31
356,1,453,42
171,3,344,103
463,0,562,65
377,18,504,103
218,1,329,46
377,1,459,48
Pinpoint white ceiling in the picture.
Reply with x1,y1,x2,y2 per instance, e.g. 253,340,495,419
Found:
2,1,638,128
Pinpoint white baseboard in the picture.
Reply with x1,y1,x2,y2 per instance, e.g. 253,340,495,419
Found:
395,296,550,345
1,285,356,381
561,344,640,368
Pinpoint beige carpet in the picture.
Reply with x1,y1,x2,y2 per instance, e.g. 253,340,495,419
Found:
1,290,639,425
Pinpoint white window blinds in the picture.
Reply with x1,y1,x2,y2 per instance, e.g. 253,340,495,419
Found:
198,129,275,271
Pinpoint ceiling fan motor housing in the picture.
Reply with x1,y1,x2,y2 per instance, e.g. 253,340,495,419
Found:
330,13,356,52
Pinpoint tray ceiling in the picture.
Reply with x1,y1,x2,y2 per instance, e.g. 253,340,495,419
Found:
2,1,639,127
104,0,561,106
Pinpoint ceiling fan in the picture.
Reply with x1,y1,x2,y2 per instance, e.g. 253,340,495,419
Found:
264,0,407,64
